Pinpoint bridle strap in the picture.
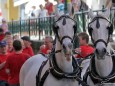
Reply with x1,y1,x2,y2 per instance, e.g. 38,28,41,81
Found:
89,16,111,47
60,36,73,44
89,16,111,25
94,39,108,47
54,15,77,45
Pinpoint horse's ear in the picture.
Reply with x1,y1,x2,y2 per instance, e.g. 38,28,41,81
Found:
68,3,74,18
55,5,61,20
88,9,94,19
103,8,110,18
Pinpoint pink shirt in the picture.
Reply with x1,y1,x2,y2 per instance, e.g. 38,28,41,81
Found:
1,23,8,33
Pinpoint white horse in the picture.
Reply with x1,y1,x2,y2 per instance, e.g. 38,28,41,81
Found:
19,11,85,86
84,9,115,86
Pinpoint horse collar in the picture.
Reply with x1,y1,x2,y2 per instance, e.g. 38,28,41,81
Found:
89,55,115,84
36,54,82,86
49,54,81,80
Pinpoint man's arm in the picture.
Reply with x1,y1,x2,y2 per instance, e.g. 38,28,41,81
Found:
0,61,6,70
6,69,10,74
106,0,112,8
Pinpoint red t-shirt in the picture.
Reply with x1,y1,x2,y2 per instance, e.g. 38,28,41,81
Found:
5,53,30,84
0,54,9,81
7,48,14,54
22,46,34,56
0,34,5,41
77,45,94,58
45,2,53,15
40,45,50,55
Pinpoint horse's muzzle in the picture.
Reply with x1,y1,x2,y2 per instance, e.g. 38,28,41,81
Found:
95,48,107,59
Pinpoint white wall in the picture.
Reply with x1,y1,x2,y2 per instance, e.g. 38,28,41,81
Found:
0,0,8,22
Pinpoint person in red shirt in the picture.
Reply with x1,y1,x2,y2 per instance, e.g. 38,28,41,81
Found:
38,36,53,55
75,32,94,58
21,36,34,56
0,40,9,86
0,28,5,41
5,39,30,86
45,0,54,15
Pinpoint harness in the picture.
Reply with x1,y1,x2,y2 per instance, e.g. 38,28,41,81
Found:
36,54,88,86
84,52,115,85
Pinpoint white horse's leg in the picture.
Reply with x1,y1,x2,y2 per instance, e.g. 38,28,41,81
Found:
81,59,90,79
87,76,95,86
20,54,47,86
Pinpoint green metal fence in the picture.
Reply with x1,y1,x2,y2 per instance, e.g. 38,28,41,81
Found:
8,8,115,40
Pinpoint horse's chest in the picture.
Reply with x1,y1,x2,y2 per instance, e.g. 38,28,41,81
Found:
87,76,115,86
44,73,78,86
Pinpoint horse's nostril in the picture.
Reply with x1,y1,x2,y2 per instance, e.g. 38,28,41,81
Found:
95,49,99,55
68,43,72,49
63,45,66,49
103,48,107,53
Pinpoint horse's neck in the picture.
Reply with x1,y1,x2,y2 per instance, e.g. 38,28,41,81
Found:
55,39,73,73
95,54,113,77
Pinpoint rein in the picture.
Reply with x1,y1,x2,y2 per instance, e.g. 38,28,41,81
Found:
88,16,113,47
36,53,89,86
87,51,115,85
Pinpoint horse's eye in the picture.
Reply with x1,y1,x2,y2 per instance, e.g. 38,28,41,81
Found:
53,25,59,29
53,25,59,33
88,27,93,36
55,26,59,29
73,25,77,29
73,25,77,34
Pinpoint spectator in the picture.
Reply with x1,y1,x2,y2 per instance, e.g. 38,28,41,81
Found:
13,35,20,40
6,38,14,53
38,36,53,55
55,0,65,15
39,4,48,18
5,39,30,86
0,40,9,86
39,4,49,36
71,0,84,12
1,18,8,34
21,36,34,56
105,0,114,8
4,31,12,40
29,6,37,18
105,0,114,42
45,0,54,15
74,32,94,58
0,28,5,41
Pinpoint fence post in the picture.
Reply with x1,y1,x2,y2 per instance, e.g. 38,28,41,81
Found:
49,17,52,36
81,9,86,32
28,17,31,38
64,0,67,13
20,17,22,37
38,18,40,40
11,19,13,34
102,5,105,12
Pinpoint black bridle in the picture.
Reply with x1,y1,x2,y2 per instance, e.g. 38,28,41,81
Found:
88,16,113,47
53,15,77,45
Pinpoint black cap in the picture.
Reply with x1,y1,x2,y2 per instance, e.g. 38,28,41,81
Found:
21,36,30,42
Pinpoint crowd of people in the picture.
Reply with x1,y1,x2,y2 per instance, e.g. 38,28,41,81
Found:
29,0,115,18
0,0,114,86
30,0,88,18
0,30,35,86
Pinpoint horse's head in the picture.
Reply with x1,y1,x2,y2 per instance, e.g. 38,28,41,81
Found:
88,9,113,59
53,14,77,61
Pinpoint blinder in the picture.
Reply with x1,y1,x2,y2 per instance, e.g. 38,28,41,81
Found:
88,16,113,36
88,16,113,45
53,15,77,36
